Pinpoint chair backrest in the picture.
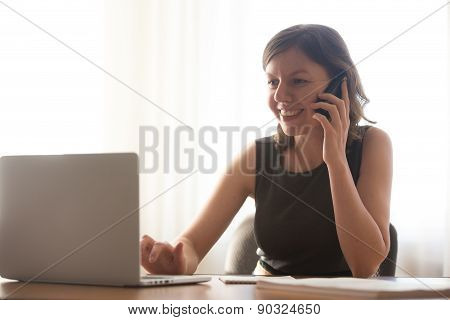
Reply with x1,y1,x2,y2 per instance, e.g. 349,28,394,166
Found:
377,223,398,276
224,214,398,276
224,214,258,275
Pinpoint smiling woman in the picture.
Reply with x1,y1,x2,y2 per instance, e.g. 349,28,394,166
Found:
252,24,393,277
262,24,376,154
140,23,394,278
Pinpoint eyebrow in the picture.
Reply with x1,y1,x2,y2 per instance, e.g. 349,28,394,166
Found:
266,69,310,76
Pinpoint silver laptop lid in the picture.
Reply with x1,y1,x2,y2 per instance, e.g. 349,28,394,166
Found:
0,153,140,286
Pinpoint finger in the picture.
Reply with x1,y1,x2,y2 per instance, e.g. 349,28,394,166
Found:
316,91,342,105
141,234,155,247
341,77,350,118
174,242,184,263
140,240,154,272
312,101,341,129
174,242,183,254
317,93,346,123
140,235,156,255
142,234,153,241
312,113,333,133
173,242,186,274
149,242,167,263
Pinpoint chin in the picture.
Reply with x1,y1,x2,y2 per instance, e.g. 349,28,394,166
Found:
280,123,315,136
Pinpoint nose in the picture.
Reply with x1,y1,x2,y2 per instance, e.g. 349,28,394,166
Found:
273,81,292,104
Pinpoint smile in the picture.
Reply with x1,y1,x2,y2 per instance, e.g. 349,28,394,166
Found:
279,108,305,120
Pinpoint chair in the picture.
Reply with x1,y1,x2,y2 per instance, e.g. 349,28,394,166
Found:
378,223,398,276
224,213,398,276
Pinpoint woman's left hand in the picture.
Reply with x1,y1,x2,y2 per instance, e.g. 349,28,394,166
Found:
312,77,350,167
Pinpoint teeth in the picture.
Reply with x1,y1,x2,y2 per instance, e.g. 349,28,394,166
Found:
279,109,303,117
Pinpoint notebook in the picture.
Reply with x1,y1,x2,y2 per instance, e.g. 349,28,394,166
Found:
256,277,450,299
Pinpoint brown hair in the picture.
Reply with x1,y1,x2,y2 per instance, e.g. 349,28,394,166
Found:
262,24,376,153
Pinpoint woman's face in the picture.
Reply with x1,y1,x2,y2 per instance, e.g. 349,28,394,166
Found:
265,47,330,136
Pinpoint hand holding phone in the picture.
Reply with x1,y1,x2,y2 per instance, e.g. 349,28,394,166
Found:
314,73,346,121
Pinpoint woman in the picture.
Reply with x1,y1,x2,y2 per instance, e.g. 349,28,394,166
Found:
140,24,393,278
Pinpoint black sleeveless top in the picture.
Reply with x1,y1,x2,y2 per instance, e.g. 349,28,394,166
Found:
254,125,371,276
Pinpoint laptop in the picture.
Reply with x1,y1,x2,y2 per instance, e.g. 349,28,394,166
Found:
0,153,210,287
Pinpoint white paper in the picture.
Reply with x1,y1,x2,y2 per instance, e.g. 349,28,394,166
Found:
257,277,450,293
219,275,294,284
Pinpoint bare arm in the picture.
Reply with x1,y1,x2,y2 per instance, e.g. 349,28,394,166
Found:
141,142,256,274
329,127,393,277
174,142,256,273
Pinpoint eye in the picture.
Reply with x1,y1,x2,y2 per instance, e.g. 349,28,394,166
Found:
267,80,278,88
293,79,308,85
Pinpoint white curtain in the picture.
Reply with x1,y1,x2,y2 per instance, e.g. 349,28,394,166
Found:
0,0,106,155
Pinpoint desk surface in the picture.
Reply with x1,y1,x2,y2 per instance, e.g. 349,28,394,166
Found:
1,276,448,300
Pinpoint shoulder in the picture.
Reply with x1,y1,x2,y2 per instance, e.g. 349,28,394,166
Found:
239,135,275,198
362,126,393,155
359,126,393,184
228,140,257,197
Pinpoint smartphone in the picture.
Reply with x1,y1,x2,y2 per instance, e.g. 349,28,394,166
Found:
314,73,346,121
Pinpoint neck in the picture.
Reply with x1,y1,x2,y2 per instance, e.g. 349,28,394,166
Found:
292,126,324,151
283,126,325,171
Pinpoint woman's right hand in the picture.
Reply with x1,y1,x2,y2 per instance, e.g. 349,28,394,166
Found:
140,235,187,275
